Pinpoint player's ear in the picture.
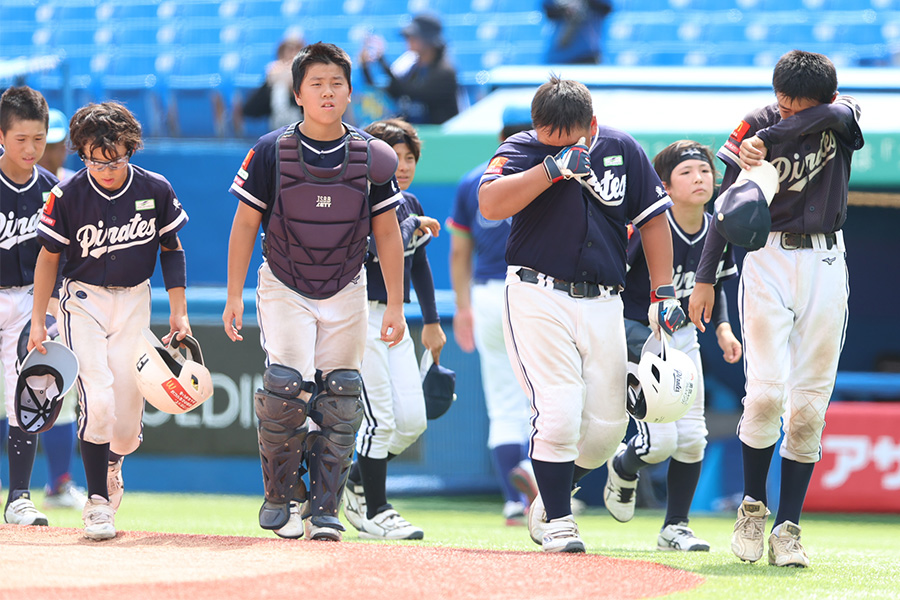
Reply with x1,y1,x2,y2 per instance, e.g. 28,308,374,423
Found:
590,115,598,138
293,90,302,107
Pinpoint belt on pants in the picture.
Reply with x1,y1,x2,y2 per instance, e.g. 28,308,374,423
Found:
780,232,837,250
516,267,618,299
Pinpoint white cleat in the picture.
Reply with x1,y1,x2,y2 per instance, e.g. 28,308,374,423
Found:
358,508,424,540
731,498,770,563
107,457,124,511
658,522,710,552
4,492,49,526
44,479,89,510
274,500,304,539
342,481,366,532
604,443,638,523
83,494,116,540
541,515,585,553
768,521,810,568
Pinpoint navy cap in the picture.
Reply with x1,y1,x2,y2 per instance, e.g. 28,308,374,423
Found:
401,13,445,48
713,161,778,251
420,353,456,420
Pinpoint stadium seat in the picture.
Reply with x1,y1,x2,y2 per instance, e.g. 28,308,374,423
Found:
101,54,167,136
167,53,229,137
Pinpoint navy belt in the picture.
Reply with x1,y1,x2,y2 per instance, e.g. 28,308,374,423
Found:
781,232,837,250
516,268,617,299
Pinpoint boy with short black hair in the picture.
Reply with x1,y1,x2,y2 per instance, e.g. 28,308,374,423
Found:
29,100,192,541
223,42,406,542
604,140,742,551
0,85,58,527
479,76,683,552
690,50,864,567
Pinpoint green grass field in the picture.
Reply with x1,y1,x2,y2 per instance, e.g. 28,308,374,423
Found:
35,491,900,600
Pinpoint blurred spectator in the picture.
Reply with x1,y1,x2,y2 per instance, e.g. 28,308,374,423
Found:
240,34,306,130
360,13,459,124
542,0,613,65
37,109,75,180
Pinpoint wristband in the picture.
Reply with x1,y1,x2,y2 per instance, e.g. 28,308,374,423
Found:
650,284,676,303
160,249,187,290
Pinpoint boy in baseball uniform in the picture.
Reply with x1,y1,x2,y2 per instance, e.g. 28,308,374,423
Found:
29,101,192,541
690,50,864,567
343,118,444,540
0,86,61,527
223,42,406,542
479,77,685,552
604,140,742,551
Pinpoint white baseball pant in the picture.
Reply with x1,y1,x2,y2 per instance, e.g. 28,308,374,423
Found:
1,286,32,427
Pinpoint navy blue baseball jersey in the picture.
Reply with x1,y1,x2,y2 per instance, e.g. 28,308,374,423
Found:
367,190,439,324
697,96,863,284
480,127,671,287
1,164,58,286
37,165,188,286
447,161,511,283
229,124,401,231
623,211,737,322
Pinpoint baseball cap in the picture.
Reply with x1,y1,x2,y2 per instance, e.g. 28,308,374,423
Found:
401,13,445,48
502,105,532,128
713,161,778,251
419,352,456,420
47,109,68,144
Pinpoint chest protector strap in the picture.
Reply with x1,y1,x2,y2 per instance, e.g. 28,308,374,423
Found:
267,123,397,299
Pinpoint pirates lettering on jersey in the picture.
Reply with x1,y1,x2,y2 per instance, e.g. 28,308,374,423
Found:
583,169,626,206
76,214,158,258
0,210,40,250
772,130,837,193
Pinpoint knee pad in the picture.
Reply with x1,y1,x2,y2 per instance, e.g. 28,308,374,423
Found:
784,389,829,462
307,370,364,527
738,381,785,449
253,364,315,530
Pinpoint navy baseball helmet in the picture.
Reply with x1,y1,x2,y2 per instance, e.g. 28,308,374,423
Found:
420,353,456,420
713,161,778,252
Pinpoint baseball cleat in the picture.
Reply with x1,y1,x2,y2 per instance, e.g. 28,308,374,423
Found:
4,492,49,526
503,500,526,526
603,443,638,523
541,515,585,553
509,464,539,509
44,478,89,510
527,493,546,545
274,501,304,539
731,498,770,562
107,457,124,511
357,508,424,540
768,521,809,568
658,522,710,552
304,518,344,542
342,480,366,531
83,494,116,540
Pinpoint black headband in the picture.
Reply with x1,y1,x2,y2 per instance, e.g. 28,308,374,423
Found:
673,146,712,168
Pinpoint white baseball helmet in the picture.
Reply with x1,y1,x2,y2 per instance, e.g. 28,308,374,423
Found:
135,328,213,414
15,341,80,433
627,334,698,424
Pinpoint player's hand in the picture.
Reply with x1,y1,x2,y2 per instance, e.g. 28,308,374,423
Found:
543,137,591,183
223,296,244,342
416,216,441,238
688,282,716,333
164,312,191,345
452,306,476,353
738,136,767,169
380,304,406,348
421,322,447,364
27,319,49,355
716,323,743,364
648,284,686,339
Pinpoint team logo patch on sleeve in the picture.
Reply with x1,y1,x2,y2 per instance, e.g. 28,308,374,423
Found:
135,199,155,211
485,156,509,175
238,149,255,179
40,213,56,226
603,155,624,167
729,120,751,143
43,191,56,215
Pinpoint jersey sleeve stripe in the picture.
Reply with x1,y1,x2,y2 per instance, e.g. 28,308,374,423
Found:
371,191,402,216
632,196,673,228
38,223,70,245
445,218,472,237
158,210,188,236
229,183,267,211
717,264,738,279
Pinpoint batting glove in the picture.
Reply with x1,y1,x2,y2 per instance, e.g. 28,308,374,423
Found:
543,137,591,184
648,284,686,338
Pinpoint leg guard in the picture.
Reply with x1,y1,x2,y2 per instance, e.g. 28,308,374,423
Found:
306,369,364,530
254,364,316,530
